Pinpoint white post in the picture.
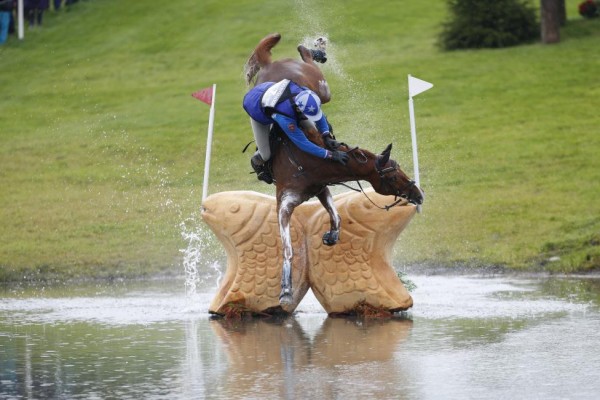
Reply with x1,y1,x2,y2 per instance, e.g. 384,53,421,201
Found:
18,0,24,40
408,95,421,213
407,74,433,213
201,84,216,203
408,95,420,189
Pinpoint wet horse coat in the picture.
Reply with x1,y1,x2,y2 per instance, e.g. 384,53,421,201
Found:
245,34,424,305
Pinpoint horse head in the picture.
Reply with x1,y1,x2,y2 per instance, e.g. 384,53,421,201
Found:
373,144,424,205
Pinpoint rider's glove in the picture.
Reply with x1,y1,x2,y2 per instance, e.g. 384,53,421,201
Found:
327,150,349,165
322,132,341,150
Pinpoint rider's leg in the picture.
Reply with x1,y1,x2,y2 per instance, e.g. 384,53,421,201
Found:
250,119,273,184
251,118,271,160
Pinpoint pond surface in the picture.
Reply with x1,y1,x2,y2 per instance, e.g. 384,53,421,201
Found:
1,274,599,399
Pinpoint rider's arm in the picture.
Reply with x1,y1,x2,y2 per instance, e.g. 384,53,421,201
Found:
314,113,331,135
272,113,330,159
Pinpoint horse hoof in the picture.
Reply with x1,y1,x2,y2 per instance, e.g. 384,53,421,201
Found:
279,294,293,305
322,230,339,246
279,287,293,305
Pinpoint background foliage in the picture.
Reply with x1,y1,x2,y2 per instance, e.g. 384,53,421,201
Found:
439,0,539,49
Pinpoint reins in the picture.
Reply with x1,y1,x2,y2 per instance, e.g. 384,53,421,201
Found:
271,137,415,211
335,147,415,211
279,136,307,178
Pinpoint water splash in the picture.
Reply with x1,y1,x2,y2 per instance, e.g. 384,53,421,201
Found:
179,218,222,297
292,0,387,160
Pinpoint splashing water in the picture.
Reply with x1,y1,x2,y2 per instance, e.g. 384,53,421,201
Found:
292,0,373,195
292,0,385,155
180,219,222,297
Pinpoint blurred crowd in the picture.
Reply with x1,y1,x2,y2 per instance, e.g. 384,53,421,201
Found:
1,0,82,45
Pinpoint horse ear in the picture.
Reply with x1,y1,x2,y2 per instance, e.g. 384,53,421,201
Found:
379,143,392,166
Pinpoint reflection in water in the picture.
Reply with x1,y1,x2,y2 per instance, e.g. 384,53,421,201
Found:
1,276,599,399
209,316,413,399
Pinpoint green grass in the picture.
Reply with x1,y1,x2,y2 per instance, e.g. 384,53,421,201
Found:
1,0,599,281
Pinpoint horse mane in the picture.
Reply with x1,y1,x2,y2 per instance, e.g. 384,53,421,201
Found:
244,33,282,86
268,123,385,187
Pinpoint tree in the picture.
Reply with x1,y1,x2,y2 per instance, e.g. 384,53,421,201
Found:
541,0,561,43
559,0,567,26
439,0,538,50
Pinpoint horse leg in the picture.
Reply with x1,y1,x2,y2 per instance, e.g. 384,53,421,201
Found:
317,187,341,246
277,191,303,305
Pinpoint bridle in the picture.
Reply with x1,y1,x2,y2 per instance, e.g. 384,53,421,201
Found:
375,163,417,210
345,148,417,211
273,138,417,211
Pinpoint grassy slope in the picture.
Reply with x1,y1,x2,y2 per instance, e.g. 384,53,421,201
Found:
0,0,598,281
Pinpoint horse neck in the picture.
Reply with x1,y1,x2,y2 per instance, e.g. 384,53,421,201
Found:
345,148,380,183
320,147,380,186
272,134,380,190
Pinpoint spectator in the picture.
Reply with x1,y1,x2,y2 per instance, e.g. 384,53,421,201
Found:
0,0,12,44
53,0,61,11
25,0,49,28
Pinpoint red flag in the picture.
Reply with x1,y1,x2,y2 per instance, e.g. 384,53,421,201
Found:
192,86,213,105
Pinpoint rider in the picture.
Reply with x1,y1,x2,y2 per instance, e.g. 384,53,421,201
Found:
243,79,347,184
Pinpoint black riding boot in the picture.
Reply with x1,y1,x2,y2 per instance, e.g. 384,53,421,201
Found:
251,152,273,184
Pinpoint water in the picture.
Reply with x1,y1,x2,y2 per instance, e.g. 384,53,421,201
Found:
180,219,222,297
1,275,599,399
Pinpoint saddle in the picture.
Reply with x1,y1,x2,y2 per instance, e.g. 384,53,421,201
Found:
260,124,285,184
246,121,337,185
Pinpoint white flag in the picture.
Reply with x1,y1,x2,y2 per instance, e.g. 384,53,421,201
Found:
408,75,433,97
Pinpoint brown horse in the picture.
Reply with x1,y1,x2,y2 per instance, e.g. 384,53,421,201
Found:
244,34,424,305
244,32,331,104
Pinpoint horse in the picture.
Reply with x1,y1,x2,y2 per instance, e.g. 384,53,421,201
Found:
244,34,424,305
244,32,331,104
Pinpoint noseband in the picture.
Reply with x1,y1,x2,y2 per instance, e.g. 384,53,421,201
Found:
377,162,416,197
347,148,417,211
375,163,416,210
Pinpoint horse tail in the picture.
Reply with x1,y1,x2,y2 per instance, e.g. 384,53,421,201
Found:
244,33,282,86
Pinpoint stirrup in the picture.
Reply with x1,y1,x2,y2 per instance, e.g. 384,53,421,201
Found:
256,171,273,184
250,154,273,184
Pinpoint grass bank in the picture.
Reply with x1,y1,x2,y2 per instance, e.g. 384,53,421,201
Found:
1,0,598,281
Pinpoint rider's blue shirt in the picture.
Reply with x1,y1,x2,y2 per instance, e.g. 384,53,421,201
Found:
243,81,330,159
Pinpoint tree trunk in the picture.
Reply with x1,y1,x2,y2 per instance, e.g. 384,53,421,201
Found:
558,0,567,26
541,0,561,44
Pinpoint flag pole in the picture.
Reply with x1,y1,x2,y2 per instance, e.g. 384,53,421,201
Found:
407,74,433,213
201,84,216,203
408,87,420,189
18,0,24,40
408,92,421,213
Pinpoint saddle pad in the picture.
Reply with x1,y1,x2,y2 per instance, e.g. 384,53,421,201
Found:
261,79,291,109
